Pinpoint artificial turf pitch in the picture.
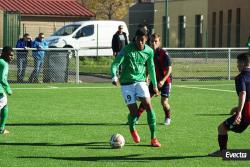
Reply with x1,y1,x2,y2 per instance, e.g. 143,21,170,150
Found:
0,81,249,167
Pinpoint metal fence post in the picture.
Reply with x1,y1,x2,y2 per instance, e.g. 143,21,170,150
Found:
96,24,99,58
75,50,80,83
228,48,231,80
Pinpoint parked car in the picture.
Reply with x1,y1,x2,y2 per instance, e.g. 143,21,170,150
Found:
46,20,129,56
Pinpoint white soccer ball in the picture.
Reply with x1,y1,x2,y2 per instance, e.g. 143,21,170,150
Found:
110,133,125,149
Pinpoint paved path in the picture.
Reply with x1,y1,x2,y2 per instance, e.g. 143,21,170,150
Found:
79,74,111,83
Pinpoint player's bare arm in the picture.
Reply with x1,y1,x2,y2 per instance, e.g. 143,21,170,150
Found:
153,86,160,96
235,91,246,124
158,66,172,88
112,76,119,86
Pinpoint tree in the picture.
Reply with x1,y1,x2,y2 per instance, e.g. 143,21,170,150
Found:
78,0,133,20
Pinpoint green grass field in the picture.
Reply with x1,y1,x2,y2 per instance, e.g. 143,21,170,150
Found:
0,81,250,167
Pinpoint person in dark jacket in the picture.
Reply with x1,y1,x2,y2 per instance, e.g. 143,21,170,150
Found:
133,24,151,46
16,33,32,82
112,25,128,57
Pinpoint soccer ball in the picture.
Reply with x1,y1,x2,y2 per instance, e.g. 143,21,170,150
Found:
110,134,125,149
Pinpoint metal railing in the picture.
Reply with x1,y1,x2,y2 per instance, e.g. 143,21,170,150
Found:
1,47,249,84
0,48,79,84
165,48,249,80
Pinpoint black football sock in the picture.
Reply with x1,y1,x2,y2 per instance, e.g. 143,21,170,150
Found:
218,134,228,151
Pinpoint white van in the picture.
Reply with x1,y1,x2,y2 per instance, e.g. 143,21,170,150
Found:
46,20,129,56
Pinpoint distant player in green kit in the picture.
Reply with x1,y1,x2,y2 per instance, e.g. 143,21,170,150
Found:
0,46,14,134
111,28,161,147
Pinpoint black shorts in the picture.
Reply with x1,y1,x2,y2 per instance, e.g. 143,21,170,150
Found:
223,114,250,133
149,82,171,98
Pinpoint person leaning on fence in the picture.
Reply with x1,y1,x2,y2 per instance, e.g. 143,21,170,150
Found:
0,46,14,134
16,33,32,83
29,33,48,83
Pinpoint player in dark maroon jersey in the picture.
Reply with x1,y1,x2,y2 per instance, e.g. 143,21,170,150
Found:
209,52,250,156
136,33,173,125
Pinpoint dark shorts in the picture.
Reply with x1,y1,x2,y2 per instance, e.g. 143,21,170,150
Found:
223,105,250,133
149,82,171,98
223,115,249,133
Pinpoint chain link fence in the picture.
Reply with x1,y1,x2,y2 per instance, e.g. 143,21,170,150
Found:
75,47,249,82
166,48,249,80
2,48,79,84
1,48,249,84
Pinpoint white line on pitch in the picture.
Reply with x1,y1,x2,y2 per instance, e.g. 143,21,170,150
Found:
174,83,234,87
12,86,116,90
174,85,235,93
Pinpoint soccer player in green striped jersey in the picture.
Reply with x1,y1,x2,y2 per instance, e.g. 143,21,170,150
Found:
111,28,161,147
0,46,14,134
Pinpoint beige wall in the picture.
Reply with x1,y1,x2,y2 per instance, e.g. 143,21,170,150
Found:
154,1,164,41
208,0,250,47
0,10,3,47
20,16,91,39
154,0,208,47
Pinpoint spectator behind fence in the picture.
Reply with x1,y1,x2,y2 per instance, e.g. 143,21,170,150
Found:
29,33,48,83
112,25,128,57
138,24,151,45
132,24,151,46
16,33,32,83
112,25,128,75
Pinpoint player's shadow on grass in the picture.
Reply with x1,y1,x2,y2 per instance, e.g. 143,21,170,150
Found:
6,122,157,127
0,142,155,150
86,143,151,150
195,113,231,116
0,142,109,147
6,122,126,127
17,154,209,162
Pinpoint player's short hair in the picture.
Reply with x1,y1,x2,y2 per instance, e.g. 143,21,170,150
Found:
137,24,147,29
2,46,13,55
23,33,30,37
135,28,148,37
1,46,13,62
151,33,161,40
237,52,250,65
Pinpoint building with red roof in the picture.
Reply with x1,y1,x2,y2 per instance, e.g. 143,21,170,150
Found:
0,0,95,47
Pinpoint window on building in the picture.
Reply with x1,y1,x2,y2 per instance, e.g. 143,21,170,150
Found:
236,8,241,47
212,12,216,47
219,11,223,47
195,15,203,47
227,9,232,47
178,15,186,48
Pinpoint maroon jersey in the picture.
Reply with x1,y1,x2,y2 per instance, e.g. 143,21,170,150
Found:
154,48,172,83
235,68,250,122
